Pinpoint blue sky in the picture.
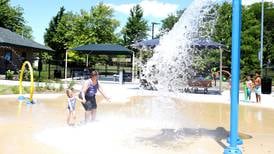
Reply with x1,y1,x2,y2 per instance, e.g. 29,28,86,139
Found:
10,0,193,45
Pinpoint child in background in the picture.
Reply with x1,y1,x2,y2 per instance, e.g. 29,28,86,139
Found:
254,72,262,103
246,75,253,102
66,89,83,126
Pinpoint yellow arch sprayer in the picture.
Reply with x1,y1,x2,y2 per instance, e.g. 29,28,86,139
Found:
17,61,35,115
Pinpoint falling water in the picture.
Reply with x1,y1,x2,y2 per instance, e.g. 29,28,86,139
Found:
143,0,219,92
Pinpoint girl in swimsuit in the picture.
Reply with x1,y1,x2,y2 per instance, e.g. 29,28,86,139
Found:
66,89,83,126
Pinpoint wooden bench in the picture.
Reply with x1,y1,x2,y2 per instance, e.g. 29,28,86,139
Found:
185,79,212,94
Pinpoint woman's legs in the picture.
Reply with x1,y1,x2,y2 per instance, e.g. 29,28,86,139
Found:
84,96,97,123
85,111,92,123
84,110,96,123
91,109,97,121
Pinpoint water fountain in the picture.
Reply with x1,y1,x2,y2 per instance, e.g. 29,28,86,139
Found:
1,0,274,154
143,0,219,92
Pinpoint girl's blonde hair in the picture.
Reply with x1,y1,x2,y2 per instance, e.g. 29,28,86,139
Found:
66,89,73,97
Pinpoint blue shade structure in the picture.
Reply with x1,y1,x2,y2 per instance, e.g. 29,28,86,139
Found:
71,44,132,55
132,38,226,50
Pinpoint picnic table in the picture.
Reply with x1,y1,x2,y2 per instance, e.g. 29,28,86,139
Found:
184,76,212,94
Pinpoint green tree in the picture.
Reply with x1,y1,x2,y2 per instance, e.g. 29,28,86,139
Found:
0,0,32,38
65,3,120,48
159,9,185,36
122,4,149,46
213,2,232,66
212,2,261,76
248,2,274,65
240,6,261,74
18,25,33,39
90,3,120,44
53,3,120,63
44,6,66,61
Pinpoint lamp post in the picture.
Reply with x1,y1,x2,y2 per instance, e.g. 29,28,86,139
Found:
151,22,160,39
260,0,264,76
65,50,68,80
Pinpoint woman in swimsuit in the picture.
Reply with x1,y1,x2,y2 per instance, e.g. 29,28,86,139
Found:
81,70,110,123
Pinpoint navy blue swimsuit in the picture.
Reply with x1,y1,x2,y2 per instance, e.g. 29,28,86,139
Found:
82,80,98,111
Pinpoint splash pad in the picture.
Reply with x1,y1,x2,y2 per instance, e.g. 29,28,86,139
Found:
0,94,274,154
0,0,272,153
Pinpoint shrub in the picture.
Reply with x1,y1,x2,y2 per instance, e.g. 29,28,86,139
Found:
17,69,31,81
5,70,14,80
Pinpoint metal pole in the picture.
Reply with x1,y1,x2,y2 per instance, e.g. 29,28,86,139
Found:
132,52,135,82
152,23,155,39
260,0,264,76
48,62,51,79
65,50,68,80
219,49,223,93
224,0,242,153
151,22,159,39
38,52,41,82
86,54,89,67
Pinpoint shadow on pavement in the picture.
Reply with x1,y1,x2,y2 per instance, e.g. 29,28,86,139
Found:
137,127,252,149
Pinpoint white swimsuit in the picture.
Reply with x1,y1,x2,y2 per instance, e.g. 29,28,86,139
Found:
68,96,76,111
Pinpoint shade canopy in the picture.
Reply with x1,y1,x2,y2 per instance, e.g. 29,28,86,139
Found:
191,38,227,50
0,27,53,52
71,44,132,55
131,38,226,50
131,39,159,49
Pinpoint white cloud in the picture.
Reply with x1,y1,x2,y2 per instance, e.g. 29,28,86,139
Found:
242,0,274,6
108,3,135,15
108,0,179,18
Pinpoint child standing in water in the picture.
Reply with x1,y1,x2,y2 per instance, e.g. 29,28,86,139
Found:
66,89,83,126
246,75,253,102
254,72,261,103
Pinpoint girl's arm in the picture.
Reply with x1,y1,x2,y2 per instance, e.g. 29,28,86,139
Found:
75,94,84,102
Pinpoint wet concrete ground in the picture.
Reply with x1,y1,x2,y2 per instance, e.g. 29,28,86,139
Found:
0,95,273,154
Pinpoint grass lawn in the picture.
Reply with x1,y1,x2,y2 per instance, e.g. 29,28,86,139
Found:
0,85,21,95
0,84,64,95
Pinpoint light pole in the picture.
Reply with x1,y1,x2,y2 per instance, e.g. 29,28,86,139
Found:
151,22,159,39
65,50,68,80
260,0,264,76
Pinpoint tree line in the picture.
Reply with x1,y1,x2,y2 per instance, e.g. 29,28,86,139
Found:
1,1,274,76
213,2,274,76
